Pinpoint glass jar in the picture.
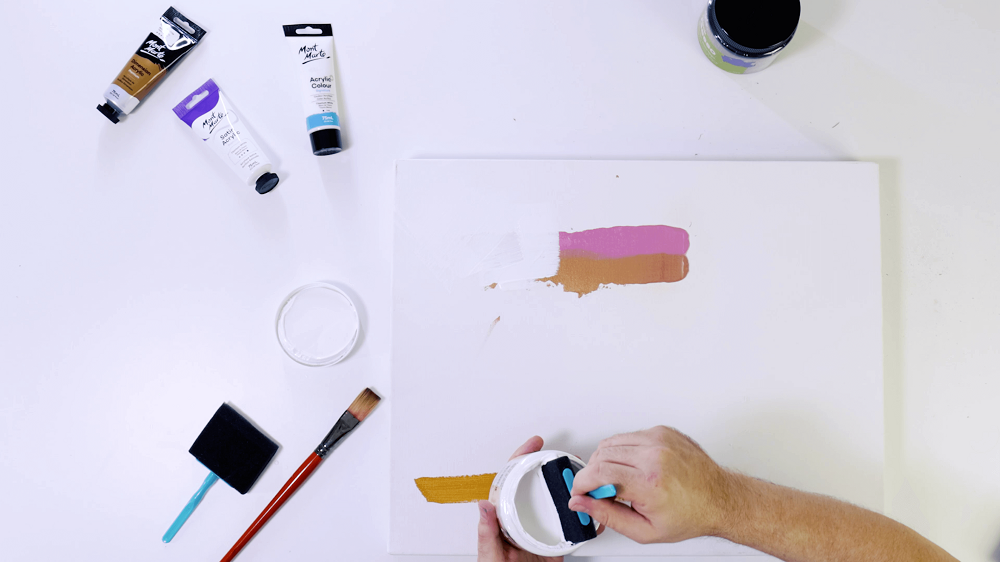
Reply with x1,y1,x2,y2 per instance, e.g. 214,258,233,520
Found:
698,0,801,74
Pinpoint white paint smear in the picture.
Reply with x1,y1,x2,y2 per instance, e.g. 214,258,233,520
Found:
477,205,560,286
396,199,559,290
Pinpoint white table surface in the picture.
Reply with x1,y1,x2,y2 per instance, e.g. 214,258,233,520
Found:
0,1,996,561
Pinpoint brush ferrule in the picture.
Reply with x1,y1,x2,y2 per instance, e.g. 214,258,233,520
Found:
314,411,360,458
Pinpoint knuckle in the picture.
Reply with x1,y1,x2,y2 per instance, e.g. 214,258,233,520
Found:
595,445,622,461
653,425,677,440
648,426,671,443
597,508,615,529
649,446,671,467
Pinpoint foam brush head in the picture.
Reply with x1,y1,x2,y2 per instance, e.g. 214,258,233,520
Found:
540,456,598,544
188,404,278,495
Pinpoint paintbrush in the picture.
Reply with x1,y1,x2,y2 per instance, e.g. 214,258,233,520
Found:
219,388,381,562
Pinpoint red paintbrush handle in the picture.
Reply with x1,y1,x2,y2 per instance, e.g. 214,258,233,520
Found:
220,453,323,562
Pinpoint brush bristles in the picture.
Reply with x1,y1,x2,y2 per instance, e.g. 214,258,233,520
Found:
347,388,380,422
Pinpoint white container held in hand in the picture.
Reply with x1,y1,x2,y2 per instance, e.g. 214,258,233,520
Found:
489,450,616,556
173,79,280,194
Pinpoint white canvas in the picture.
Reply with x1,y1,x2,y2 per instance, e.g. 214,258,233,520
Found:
388,160,883,556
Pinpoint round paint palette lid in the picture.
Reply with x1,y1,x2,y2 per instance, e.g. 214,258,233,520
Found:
275,282,359,366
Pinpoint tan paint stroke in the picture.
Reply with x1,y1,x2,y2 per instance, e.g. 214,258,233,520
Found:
539,254,689,297
414,473,497,503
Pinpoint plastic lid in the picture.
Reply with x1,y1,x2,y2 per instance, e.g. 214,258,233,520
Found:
97,103,122,124
275,282,359,366
310,129,342,156
255,172,279,194
712,0,800,53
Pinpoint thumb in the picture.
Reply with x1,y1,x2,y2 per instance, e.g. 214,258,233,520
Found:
568,496,655,544
477,500,505,561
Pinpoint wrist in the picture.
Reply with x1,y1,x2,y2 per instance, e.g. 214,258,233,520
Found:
709,469,757,541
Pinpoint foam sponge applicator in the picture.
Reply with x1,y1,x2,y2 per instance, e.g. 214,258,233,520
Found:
189,404,279,494
540,456,598,544
162,404,278,543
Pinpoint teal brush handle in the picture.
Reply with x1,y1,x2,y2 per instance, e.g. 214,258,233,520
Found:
163,471,219,543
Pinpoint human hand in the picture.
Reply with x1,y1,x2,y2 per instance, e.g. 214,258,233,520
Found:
567,426,734,544
477,436,562,562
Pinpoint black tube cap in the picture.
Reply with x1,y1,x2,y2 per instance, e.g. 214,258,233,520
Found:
310,129,342,156
97,102,123,124
255,172,279,194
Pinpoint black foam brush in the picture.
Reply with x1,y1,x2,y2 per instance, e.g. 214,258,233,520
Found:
162,404,278,543
541,456,599,544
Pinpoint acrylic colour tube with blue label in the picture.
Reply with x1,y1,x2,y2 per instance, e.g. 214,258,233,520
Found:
283,24,342,156
173,79,279,194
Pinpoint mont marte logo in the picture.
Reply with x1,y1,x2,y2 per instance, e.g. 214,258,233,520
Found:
299,44,328,64
139,39,167,62
201,111,228,135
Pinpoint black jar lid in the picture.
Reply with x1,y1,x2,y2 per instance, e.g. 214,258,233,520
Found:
710,0,801,56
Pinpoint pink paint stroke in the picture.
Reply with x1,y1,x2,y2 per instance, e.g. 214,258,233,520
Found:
559,225,689,259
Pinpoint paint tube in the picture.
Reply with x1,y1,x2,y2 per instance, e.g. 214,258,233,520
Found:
97,7,206,124
173,80,279,195
282,24,342,155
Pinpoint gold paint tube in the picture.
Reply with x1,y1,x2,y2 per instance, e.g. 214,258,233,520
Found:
97,7,206,124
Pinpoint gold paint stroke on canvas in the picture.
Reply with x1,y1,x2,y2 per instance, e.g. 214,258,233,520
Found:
414,473,497,504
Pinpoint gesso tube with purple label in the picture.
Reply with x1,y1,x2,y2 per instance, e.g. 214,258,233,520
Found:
173,79,280,194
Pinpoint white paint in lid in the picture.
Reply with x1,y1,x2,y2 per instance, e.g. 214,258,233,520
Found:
275,282,360,366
